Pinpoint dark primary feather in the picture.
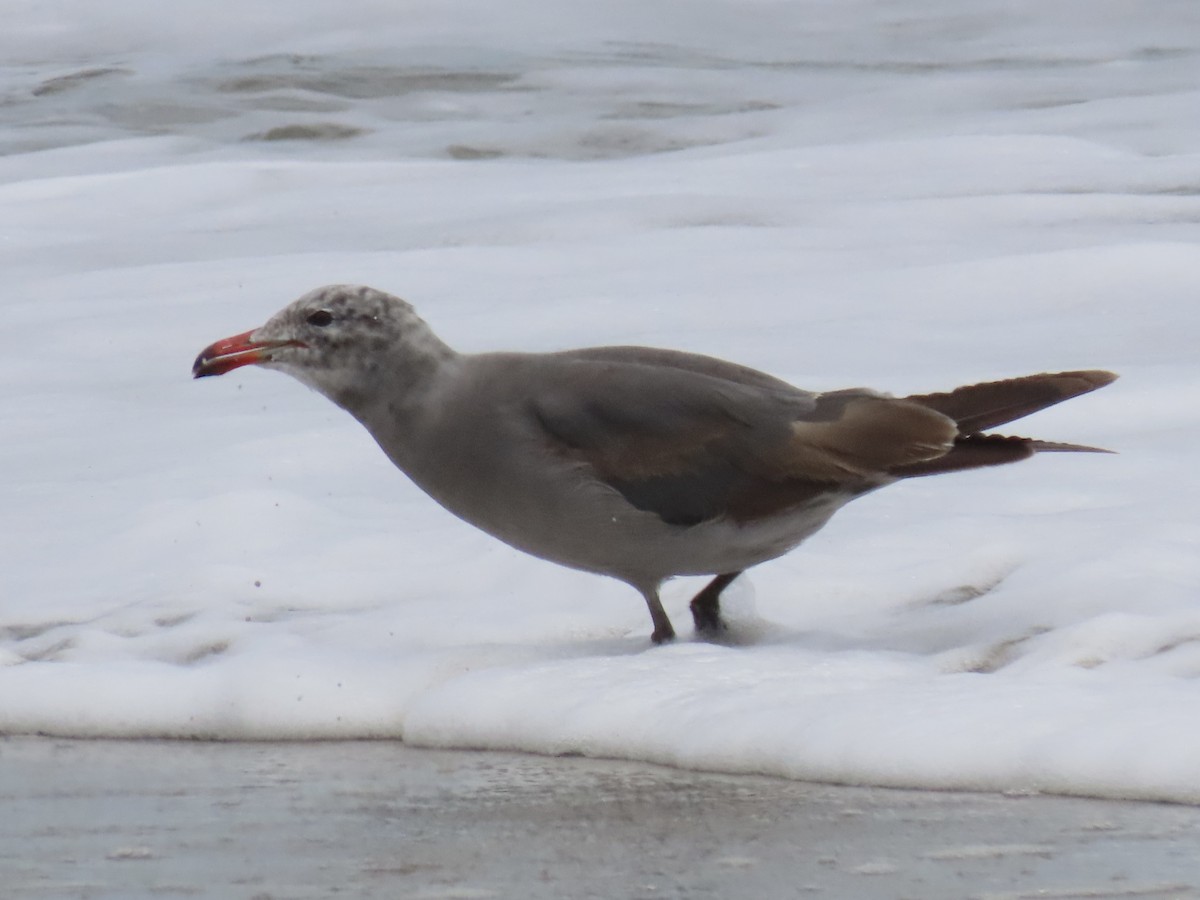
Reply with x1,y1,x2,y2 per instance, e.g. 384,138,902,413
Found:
905,370,1117,433
888,433,1037,476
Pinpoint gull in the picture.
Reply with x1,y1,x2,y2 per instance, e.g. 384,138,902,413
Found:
194,285,1115,643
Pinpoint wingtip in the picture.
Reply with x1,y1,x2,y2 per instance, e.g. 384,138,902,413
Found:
1065,369,1119,391
1025,438,1116,454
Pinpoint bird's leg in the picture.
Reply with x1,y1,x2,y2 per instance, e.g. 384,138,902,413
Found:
689,571,742,636
640,587,676,644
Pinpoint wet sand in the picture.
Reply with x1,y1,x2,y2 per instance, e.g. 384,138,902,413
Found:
1,737,1196,899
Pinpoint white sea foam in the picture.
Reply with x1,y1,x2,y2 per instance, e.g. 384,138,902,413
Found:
2,0,1198,802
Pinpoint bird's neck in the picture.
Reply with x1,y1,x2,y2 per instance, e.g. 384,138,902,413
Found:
338,332,460,451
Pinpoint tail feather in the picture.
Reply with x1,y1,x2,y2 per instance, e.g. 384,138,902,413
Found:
905,370,1117,433
1023,438,1115,454
891,433,1110,478
893,370,1117,478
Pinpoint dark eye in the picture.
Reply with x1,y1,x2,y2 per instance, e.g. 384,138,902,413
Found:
306,309,334,327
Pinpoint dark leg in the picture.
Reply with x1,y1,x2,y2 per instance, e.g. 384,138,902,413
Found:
689,571,741,636
640,587,676,644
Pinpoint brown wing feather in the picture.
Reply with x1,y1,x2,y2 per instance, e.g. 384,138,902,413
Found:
905,370,1117,433
782,396,956,478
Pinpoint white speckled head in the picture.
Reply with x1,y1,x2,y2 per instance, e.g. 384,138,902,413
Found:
193,284,456,413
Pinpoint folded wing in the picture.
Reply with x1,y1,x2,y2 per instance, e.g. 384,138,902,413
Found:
531,356,958,526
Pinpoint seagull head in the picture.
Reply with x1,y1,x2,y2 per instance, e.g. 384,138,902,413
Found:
193,284,454,409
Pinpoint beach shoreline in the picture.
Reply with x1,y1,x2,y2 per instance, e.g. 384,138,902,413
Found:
2,736,1196,899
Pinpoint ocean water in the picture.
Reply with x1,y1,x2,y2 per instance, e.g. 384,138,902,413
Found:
3,1,1200,802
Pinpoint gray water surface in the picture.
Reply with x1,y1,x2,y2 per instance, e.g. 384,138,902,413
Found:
2,737,1197,899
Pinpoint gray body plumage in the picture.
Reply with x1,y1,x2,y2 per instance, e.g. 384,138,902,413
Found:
194,284,1116,643
361,352,852,585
